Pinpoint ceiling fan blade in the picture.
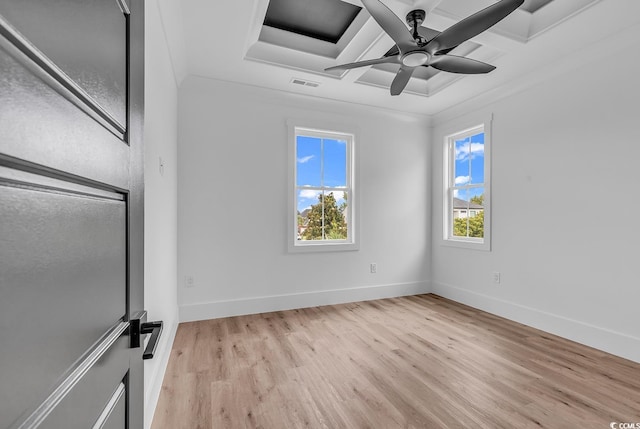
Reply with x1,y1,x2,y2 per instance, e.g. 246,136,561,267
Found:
325,55,398,71
390,65,415,96
417,27,458,55
425,0,524,53
362,0,416,53
429,55,496,74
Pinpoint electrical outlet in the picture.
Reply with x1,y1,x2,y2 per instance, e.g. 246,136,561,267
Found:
370,263,377,274
492,272,501,284
185,275,195,288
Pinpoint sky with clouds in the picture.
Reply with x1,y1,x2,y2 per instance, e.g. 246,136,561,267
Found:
296,136,347,212
453,132,485,201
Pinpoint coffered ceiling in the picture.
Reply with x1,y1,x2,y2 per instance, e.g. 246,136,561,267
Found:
160,0,639,116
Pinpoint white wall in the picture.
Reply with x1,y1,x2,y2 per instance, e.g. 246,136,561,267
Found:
177,77,431,321
431,28,640,363
143,1,179,427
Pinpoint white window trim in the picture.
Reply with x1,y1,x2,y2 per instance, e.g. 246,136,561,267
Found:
442,115,492,251
287,119,359,253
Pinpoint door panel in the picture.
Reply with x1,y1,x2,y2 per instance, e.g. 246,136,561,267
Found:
93,383,127,429
37,336,129,429
0,0,127,127
0,38,129,190
0,0,145,428
0,175,127,427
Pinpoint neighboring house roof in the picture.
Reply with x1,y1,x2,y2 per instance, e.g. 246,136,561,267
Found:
453,197,483,210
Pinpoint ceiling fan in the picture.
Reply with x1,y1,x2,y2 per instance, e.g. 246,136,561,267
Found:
325,0,524,96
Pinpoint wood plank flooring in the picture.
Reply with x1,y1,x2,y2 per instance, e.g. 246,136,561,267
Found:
151,294,640,428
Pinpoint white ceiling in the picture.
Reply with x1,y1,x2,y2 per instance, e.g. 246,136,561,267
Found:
158,0,640,116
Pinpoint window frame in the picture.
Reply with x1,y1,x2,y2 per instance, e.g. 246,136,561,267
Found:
287,120,359,253
442,117,492,251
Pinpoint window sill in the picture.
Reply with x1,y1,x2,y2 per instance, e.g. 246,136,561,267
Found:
288,241,359,253
441,237,490,251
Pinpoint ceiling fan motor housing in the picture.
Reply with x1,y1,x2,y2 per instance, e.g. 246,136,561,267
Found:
401,51,430,67
405,9,426,27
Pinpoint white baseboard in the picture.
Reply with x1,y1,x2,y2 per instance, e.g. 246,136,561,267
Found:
144,315,179,429
431,281,640,364
179,281,430,322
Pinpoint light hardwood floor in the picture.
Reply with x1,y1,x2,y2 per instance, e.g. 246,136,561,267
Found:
152,294,640,428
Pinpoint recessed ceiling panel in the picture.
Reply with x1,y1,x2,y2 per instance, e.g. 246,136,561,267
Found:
263,0,362,44
521,0,554,13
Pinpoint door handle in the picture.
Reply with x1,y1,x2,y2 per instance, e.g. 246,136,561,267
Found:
141,321,163,360
129,313,164,360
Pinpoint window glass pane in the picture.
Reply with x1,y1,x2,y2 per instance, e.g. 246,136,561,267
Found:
297,188,321,214
467,187,485,209
454,138,470,186
323,138,347,188
469,208,484,239
297,190,324,240
296,136,321,187
468,186,485,239
324,190,348,240
452,189,470,237
453,217,469,237
469,133,485,185
340,191,349,239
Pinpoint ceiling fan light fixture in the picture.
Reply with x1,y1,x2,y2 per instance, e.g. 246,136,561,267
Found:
401,51,430,67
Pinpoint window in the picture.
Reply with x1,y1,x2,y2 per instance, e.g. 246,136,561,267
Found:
288,122,357,252
444,119,491,250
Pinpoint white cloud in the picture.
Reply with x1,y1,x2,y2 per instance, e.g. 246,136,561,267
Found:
297,155,314,164
298,189,345,202
455,175,470,185
299,189,321,199
455,143,484,161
